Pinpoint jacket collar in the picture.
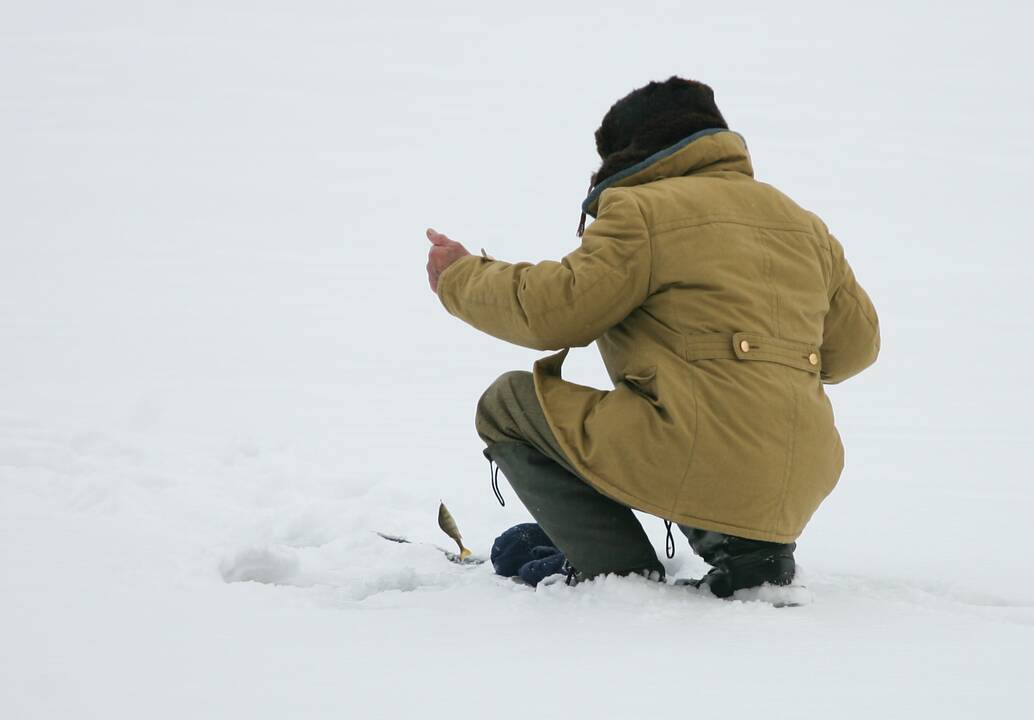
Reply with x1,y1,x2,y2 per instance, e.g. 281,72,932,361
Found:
581,128,753,218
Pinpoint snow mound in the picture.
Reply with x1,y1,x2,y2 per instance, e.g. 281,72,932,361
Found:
219,545,301,585
218,533,492,602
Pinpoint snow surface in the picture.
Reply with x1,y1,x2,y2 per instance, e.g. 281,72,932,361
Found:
2,1,1032,717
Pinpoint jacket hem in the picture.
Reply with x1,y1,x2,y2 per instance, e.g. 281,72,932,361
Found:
531,365,801,545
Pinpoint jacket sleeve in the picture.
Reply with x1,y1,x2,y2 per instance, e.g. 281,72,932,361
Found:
820,232,881,384
435,189,652,351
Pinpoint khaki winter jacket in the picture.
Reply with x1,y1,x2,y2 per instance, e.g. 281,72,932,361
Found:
436,129,880,543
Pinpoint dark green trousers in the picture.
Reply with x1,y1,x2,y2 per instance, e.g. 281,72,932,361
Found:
475,370,665,579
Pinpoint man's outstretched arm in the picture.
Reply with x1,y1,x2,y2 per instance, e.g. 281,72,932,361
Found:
428,189,651,351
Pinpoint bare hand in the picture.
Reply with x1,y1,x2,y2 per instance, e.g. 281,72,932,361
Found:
426,228,471,293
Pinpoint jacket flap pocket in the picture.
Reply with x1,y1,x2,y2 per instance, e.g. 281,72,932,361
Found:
622,366,661,405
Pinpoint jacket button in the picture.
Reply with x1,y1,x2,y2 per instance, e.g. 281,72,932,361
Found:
808,352,819,366
739,340,751,353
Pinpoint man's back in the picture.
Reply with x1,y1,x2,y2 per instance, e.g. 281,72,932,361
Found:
628,165,876,383
633,171,832,345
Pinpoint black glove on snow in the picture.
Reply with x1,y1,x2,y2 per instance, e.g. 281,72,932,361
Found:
517,545,566,586
490,523,566,586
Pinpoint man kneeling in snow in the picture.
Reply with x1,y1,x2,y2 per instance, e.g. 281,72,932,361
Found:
425,77,879,594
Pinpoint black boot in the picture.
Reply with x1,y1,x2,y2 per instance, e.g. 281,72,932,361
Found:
679,529,796,599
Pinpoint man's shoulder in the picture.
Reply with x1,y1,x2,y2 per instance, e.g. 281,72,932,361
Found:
611,175,818,237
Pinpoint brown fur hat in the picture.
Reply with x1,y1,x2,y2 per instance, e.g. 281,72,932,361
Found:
593,76,728,186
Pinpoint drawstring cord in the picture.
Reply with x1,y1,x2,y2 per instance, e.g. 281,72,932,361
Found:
576,174,596,237
564,561,578,586
488,457,505,507
664,520,676,559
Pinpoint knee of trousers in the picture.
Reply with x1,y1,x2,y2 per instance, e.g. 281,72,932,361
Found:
475,370,534,444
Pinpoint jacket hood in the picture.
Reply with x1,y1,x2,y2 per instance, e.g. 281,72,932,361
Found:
581,128,753,218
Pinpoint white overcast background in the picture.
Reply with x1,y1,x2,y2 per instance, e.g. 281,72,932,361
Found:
2,1,1031,718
